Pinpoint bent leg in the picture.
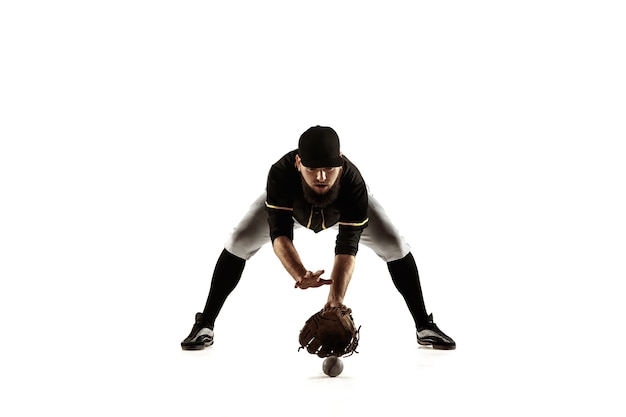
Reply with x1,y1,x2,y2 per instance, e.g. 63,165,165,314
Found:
225,193,271,260
361,193,428,327
359,192,455,347
201,193,271,327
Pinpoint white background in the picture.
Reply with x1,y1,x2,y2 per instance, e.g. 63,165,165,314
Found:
1,1,625,415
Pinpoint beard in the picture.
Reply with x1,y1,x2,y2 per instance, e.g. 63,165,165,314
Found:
301,175,341,208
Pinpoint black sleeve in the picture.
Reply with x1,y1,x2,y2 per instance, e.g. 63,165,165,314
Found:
335,224,366,256
267,207,294,242
265,161,296,243
334,179,369,256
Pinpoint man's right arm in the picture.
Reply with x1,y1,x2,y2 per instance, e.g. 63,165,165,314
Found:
272,236,331,288
266,156,330,289
272,236,307,281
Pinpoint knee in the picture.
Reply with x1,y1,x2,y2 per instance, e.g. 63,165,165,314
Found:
362,232,410,262
224,226,270,261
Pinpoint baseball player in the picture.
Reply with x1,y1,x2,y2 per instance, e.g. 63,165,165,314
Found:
181,126,456,350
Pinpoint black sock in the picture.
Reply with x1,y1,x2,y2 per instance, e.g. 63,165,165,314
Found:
387,252,429,328
201,249,246,328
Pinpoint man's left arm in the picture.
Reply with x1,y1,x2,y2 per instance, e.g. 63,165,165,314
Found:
326,254,356,307
329,209,367,307
326,166,368,307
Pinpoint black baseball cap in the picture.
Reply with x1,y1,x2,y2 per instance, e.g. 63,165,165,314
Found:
298,126,343,168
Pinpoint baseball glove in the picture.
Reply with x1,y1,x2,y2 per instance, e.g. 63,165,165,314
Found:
298,305,360,358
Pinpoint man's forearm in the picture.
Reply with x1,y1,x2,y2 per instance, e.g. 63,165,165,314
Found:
327,254,355,306
272,236,307,282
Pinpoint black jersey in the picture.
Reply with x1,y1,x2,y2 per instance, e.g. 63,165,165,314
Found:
265,150,369,256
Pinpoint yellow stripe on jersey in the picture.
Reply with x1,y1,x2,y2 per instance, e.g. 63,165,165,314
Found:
338,218,369,227
265,202,293,211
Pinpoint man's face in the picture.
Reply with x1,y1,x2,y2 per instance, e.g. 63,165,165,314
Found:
296,155,342,206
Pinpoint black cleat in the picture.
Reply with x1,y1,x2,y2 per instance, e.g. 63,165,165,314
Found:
417,314,456,350
181,312,214,350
